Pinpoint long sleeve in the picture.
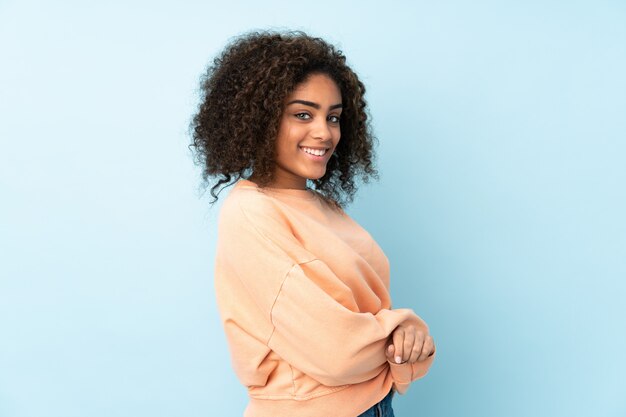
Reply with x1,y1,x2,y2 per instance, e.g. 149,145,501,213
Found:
388,355,436,395
387,332,437,395
214,191,433,388
267,260,422,386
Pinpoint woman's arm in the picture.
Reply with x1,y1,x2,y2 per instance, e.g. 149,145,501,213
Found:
266,259,427,386
215,192,435,387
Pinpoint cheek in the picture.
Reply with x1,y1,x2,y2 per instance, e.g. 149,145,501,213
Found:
283,125,306,147
333,127,341,142
275,125,300,157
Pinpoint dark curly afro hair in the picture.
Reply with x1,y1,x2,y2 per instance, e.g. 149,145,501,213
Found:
189,29,379,210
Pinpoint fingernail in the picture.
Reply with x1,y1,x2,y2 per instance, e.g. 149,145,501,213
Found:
395,356,402,364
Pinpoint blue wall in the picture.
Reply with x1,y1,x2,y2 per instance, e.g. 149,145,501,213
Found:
1,1,624,416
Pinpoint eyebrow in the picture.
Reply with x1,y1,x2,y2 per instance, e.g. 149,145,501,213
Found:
286,100,343,110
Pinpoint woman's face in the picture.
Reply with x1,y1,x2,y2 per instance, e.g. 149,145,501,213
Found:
269,72,342,190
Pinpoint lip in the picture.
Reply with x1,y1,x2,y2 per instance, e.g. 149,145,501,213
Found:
299,146,330,161
300,145,329,150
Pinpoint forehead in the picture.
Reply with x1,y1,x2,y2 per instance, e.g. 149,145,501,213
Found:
288,73,341,100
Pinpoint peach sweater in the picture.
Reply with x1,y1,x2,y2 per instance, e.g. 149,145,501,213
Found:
214,179,436,417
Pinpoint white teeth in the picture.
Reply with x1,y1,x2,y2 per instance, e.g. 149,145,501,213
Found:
301,147,327,156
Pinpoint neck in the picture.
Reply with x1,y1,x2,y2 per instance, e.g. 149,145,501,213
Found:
248,173,308,190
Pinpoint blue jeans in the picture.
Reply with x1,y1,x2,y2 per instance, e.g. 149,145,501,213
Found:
357,389,395,417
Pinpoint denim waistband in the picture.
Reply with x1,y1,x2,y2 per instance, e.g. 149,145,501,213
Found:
357,388,395,417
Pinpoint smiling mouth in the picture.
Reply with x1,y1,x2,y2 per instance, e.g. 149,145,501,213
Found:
299,146,329,156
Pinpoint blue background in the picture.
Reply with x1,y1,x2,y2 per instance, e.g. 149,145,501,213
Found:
1,1,625,416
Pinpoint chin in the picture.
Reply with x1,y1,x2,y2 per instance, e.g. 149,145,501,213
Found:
305,171,326,181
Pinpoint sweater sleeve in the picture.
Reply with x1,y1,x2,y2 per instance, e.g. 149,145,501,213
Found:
388,354,437,395
215,192,435,388
386,325,437,395
267,261,423,386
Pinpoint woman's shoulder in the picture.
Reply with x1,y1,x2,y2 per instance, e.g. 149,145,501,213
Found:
221,178,346,223
219,180,287,227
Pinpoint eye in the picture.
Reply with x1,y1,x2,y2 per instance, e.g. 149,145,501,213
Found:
328,115,341,124
295,112,311,120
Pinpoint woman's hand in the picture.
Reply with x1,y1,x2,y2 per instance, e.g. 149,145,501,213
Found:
386,323,435,364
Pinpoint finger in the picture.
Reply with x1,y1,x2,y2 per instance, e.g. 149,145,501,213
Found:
386,343,395,360
408,344,420,363
418,335,434,361
392,327,405,364
427,335,436,357
407,332,424,363
402,327,416,363
412,330,426,362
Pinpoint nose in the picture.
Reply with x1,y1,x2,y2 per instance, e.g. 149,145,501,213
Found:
311,117,333,141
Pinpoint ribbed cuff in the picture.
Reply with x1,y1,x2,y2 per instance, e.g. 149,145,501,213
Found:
386,349,436,395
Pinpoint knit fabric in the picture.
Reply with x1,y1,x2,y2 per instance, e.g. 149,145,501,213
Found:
214,179,435,417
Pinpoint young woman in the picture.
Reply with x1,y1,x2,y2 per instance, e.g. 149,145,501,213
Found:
190,30,436,417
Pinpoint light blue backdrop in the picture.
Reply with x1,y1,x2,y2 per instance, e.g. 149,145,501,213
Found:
1,1,624,416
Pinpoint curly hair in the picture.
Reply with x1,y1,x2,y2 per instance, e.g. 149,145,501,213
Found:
188,29,379,210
